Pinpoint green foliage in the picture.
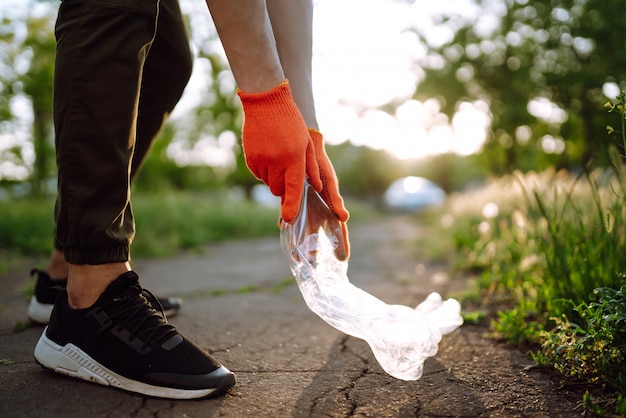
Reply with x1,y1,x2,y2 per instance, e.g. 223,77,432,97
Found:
0,198,55,255
0,188,380,266
23,12,56,197
518,164,626,319
131,190,280,257
400,152,491,193
445,162,626,312
410,0,626,172
434,95,626,408
330,142,406,202
538,285,626,396
0,191,281,259
132,124,226,192
605,91,626,155
525,92,626,406
491,302,545,346
0,3,57,195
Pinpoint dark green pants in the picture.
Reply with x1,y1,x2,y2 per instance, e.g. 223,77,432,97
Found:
53,0,192,264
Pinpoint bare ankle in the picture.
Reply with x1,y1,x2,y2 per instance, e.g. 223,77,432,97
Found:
46,249,69,280
66,262,131,309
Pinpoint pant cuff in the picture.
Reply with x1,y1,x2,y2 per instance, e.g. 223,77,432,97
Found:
64,245,130,265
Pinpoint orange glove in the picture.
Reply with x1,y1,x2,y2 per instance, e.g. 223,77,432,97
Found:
308,129,350,259
308,130,349,222
238,81,321,223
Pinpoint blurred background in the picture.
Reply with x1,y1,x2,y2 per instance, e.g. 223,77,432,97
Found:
2,0,625,203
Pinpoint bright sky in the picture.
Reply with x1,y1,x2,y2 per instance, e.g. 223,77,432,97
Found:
310,0,490,159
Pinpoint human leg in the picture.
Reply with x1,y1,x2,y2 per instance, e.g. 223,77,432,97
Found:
35,0,234,398
28,266,183,323
29,0,192,320
131,0,193,178
52,0,192,302
52,0,155,268
52,0,192,263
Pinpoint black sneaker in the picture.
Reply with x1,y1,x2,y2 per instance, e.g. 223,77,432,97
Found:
34,271,235,399
28,269,183,324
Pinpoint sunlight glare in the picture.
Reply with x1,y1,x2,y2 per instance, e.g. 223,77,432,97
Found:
313,0,490,160
527,97,568,124
603,82,620,100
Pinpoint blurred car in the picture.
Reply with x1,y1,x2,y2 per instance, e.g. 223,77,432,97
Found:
383,176,446,212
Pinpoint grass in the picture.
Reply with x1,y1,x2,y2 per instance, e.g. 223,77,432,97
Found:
0,189,281,268
130,190,281,258
435,157,626,414
0,199,56,256
420,93,626,415
0,187,379,268
537,284,626,394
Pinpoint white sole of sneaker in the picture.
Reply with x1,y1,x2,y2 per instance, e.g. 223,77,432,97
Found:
34,328,233,399
28,297,53,324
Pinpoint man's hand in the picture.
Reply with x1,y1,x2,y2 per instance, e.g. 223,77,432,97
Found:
238,81,321,223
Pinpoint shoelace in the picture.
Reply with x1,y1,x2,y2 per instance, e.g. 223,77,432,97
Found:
103,284,178,351
140,289,169,319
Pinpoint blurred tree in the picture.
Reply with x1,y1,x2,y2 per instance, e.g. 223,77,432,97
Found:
23,13,56,197
132,123,218,192
135,26,258,195
2,2,406,201
408,0,626,172
329,142,404,204
194,48,256,195
0,17,19,126
0,3,56,196
401,152,490,193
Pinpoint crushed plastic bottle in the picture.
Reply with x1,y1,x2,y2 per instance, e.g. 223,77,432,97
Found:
280,181,463,381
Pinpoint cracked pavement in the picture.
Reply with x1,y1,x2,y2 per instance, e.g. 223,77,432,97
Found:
0,217,587,417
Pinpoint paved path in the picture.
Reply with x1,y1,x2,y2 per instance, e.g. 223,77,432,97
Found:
0,217,585,417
